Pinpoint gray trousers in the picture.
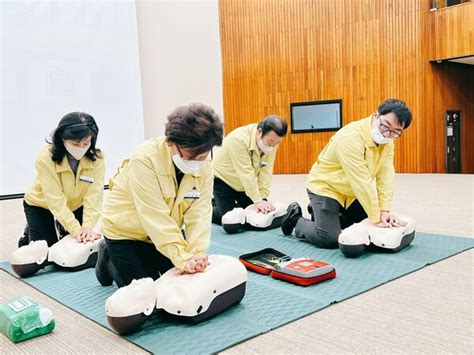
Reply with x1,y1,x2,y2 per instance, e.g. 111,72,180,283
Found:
295,190,367,249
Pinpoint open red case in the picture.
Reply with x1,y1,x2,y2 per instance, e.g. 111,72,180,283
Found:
239,248,336,286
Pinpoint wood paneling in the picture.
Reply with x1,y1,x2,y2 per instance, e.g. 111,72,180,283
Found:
219,0,474,173
429,2,474,61
431,62,474,173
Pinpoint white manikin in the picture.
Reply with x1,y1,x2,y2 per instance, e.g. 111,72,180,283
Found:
221,201,288,234
221,208,246,234
338,214,416,257
106,255,248,335
10,235,101,277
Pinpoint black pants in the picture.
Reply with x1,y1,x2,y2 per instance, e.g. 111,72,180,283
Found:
212,177,254,224
104,237,174,288
294,191,367,249
23,201,83,247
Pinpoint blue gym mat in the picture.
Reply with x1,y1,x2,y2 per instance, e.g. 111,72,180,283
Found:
1,226,473,354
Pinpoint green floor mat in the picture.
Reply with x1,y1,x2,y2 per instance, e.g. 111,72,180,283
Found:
1,226,472,354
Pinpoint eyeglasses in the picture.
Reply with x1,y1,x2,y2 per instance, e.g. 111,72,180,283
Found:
378,117,403,138
177,146,213,161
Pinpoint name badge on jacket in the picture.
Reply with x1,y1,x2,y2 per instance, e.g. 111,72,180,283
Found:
184,191,200,199
79,175,94,184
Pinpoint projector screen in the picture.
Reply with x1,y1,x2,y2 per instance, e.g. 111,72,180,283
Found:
290,100,342,133
1,1,144,197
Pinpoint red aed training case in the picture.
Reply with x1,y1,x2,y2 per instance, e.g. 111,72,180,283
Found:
239,248,336,286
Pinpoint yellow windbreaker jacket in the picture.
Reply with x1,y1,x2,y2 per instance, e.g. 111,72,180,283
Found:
307,116,395,223
24,144,105,237
102,137,213,270
213,124,276,202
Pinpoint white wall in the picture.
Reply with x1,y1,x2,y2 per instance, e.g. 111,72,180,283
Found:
135,0,223,138
0,0,223,196
1,0,144,196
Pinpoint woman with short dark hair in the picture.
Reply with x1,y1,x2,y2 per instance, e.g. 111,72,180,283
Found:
21,112,104,247
95,103,224,287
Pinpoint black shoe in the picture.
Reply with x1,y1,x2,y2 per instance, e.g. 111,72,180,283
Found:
281,202,303,235
95,240,113,286
307,203,314,222
18,225,30,248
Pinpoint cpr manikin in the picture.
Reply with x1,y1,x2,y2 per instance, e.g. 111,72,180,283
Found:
106,255,247,335
338,214,416,257
221,201,288,234
10,235,101,277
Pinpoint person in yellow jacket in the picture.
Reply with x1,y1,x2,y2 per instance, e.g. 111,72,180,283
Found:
280,99,412,248
20,112,104,247
95,103,224,287
212,115,288,225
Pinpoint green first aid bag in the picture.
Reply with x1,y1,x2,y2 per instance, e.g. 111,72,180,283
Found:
0,296,55,343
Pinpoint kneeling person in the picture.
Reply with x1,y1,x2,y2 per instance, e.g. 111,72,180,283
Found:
212,115,288,226
95,103,224,287
281,99,412,248
22,112,104,247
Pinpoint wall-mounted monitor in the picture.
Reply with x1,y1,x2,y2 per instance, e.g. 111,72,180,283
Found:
290,99,342,133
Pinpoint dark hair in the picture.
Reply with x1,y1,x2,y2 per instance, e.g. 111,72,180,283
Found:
48,112,101,163
257,115,288,137
377,99,412,129
165,103,224,157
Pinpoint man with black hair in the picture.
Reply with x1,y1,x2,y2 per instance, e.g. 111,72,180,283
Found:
212,115,288,225
281,99,412,248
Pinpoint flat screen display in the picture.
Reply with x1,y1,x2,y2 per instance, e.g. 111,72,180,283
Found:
290,100,342,133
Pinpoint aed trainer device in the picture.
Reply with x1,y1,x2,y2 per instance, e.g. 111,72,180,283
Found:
239,248,336,286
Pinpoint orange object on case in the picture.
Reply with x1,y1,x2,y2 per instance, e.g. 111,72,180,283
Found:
271,268,337,286
239,259,272,275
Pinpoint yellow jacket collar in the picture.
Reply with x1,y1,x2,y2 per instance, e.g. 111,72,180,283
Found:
249,124,259,152
55,154,93,173
362,116,377,148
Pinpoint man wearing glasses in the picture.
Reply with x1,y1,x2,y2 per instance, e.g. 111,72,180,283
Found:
280,99,412,249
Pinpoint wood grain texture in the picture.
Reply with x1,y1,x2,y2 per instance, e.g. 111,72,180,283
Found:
219,0,474,173
429,2,474,61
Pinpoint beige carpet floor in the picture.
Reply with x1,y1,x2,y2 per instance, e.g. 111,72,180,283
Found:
0,174,472,354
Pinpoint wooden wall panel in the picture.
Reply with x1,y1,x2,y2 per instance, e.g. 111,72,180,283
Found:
430,2,474,61
219,0,474,174
431,62,474,173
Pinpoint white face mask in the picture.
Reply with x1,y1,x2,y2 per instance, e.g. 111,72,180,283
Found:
257,138,276,154
64,142,90,160
371,117,393,145
172,154,203,174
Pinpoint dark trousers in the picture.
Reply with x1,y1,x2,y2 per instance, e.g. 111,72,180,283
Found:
23,201,83,247
295,190,367,249
212,177,254,224
104,237,174,288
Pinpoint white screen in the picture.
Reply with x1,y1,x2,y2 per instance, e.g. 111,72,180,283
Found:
1,0,144,196
292,103,341,131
